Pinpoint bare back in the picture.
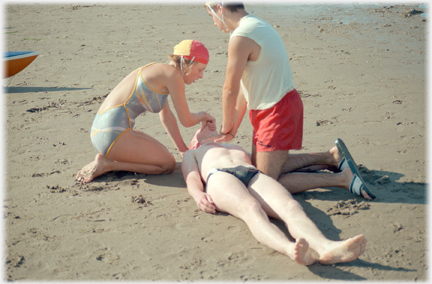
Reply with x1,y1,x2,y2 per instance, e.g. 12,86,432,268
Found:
98,63,177,113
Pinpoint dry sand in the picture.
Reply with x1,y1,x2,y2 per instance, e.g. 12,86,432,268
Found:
3,3,427,281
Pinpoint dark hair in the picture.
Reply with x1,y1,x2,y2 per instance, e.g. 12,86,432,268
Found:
223,2,244,12
207,2,245,13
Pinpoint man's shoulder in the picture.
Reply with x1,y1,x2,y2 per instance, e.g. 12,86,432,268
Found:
240,15,270,29
232,15,273,43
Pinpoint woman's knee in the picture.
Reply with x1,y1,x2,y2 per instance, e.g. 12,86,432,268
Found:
159,155,176,174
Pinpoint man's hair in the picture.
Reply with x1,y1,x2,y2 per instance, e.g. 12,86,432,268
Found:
224,2,245,12
207,2,245,13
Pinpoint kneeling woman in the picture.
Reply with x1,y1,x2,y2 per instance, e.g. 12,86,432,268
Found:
77,40,216,183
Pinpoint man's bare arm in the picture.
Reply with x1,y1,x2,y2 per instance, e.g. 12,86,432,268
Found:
221,36,254,134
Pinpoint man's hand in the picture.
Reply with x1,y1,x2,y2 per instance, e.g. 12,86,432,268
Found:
213,132,234,143
220,120,234,135
194,192,216,213
200,131,234,144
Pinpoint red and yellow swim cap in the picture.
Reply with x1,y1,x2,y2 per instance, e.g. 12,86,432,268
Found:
173,40,209,65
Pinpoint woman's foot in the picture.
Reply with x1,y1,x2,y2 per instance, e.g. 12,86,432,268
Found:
76,153,110,183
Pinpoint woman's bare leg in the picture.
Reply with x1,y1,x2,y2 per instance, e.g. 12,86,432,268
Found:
206,173,316,265
248,173,367,265
76,129,176,183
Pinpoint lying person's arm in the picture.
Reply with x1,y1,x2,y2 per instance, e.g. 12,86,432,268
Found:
182,151,216,213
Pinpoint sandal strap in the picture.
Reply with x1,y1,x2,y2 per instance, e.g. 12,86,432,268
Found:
338,157,348,171
350,175,363,196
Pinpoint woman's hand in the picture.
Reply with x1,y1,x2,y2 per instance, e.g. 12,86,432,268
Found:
200,112,216,131
194,192,216,213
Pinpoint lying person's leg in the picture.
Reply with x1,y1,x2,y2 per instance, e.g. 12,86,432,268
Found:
206,172,316,265
248,173,367,265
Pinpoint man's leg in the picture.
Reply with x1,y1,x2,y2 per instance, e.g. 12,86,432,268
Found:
252,145,342,177
252,145,289,180
248,173,367,265
282,146,341,173
277,170,351,194
252,146,373,199
252,147,348,193
206,172,316,265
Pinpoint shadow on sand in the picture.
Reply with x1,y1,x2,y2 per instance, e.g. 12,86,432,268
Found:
84,163,424,280
4,86,91,94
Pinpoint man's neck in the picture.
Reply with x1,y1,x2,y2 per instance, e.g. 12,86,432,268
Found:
226,10,248,31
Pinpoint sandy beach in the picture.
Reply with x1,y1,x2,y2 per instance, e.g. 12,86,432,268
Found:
3,2,427,281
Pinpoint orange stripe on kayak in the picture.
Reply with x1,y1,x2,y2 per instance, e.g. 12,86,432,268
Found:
4,55,38,78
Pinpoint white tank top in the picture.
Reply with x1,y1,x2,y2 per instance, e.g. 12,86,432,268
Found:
230,14,295,110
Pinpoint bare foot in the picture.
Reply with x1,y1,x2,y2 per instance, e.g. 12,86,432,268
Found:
76,153,110,183
292,238,316,266
318,234,367,265
329,146,342,168
342,168,373,200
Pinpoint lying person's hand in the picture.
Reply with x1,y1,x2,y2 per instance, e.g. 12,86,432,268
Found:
195,192,217,213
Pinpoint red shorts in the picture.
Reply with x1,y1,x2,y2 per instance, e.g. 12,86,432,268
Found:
249,89,303,152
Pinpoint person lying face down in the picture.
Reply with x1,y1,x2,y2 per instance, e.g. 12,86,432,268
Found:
181,125,368,266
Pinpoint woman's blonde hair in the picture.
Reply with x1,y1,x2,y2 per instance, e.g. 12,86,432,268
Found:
168,54,197,76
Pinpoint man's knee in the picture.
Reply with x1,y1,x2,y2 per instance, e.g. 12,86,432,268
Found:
242,199,268,220
255,150,288,179
257,166,280,180
284,199,305,216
